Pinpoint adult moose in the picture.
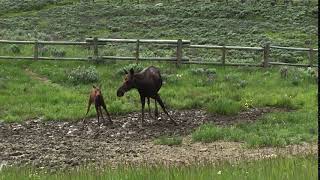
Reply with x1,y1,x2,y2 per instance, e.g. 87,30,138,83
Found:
117,66,177,125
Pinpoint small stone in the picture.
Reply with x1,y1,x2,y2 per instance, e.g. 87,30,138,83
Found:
199,148,208,152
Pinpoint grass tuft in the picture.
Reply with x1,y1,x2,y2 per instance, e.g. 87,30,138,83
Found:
207,98,242,115
154,136,182,146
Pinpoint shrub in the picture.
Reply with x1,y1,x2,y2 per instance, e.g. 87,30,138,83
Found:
191,67,206,75
206,68,217,75
10,44,20,54
291,75,301,86
279,54,297,63
190,68,216,75
67,66,99,85
50,47,66,57
224,73,239,82
237,80,248,88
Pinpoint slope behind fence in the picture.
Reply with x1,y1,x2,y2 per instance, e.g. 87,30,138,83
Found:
0,38,318,67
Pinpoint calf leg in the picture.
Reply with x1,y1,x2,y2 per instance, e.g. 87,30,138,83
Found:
95,105,100,124
98,106,105,125
86,99,92,115
102,103,113,124
83,98,93,124
140,96,146,125
155,94,176,125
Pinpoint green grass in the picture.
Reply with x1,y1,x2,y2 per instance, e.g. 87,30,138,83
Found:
206,98,242,115
192,111,317,147
0,60,317,147
0,60,317,122
0,155,316,180
154,136,183,146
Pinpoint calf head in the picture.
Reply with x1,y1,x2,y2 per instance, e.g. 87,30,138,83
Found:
92,85,102,99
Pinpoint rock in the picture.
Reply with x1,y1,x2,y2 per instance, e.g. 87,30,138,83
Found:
199,148,208,152
155,3,163,7
122,122,130,128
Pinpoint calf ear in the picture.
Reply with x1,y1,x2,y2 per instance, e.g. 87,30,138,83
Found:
123,69,128,74
129,68,134,75
92,85,96,89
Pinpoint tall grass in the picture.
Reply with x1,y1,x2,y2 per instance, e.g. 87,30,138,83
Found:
0,155,316,180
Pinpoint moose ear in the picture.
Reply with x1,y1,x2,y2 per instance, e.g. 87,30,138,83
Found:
129,68,134,75
123,69,128,74
92,85,96,88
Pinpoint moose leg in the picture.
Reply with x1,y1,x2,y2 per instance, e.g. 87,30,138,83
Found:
86,101,92,115
83,98,93,124
155,94,177,125
102,103,113,124
154,99,159,119
98,106,105,125
147,97,152,118
95,105,100,125
140,96,146,125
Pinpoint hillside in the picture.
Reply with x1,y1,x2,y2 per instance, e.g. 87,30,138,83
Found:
0,0,318,47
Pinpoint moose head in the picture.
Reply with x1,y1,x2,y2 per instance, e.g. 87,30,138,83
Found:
116,68,135,97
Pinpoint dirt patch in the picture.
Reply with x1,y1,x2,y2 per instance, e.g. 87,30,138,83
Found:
0,108,315,170
24,68,60,87
25,68,51,83
209,107,291,125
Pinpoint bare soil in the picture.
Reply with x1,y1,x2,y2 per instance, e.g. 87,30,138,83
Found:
0,108,316,170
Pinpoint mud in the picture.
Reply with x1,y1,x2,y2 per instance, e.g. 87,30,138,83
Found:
0,108,316,170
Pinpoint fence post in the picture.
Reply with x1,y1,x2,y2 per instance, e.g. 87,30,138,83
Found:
221,46,226,66
135,39,140,64
263,43,270,68
308,47,313,67
93,37,99,62
176,39,182,67
34,40,39,61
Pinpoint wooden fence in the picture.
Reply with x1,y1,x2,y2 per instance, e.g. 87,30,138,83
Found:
0,38,318,68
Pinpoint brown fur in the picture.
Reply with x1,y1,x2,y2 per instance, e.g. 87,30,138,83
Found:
85,85,112,125
117,66,176,125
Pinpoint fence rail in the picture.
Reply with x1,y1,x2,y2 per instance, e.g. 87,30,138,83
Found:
0,38,318,68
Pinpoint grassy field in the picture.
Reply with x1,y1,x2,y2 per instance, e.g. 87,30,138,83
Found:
0,0,318,177
0,60,317,147
0,60,317,121
191,111,317,147
0,155,317,180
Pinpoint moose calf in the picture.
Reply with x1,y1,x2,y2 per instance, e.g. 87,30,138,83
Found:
85,85,112,125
